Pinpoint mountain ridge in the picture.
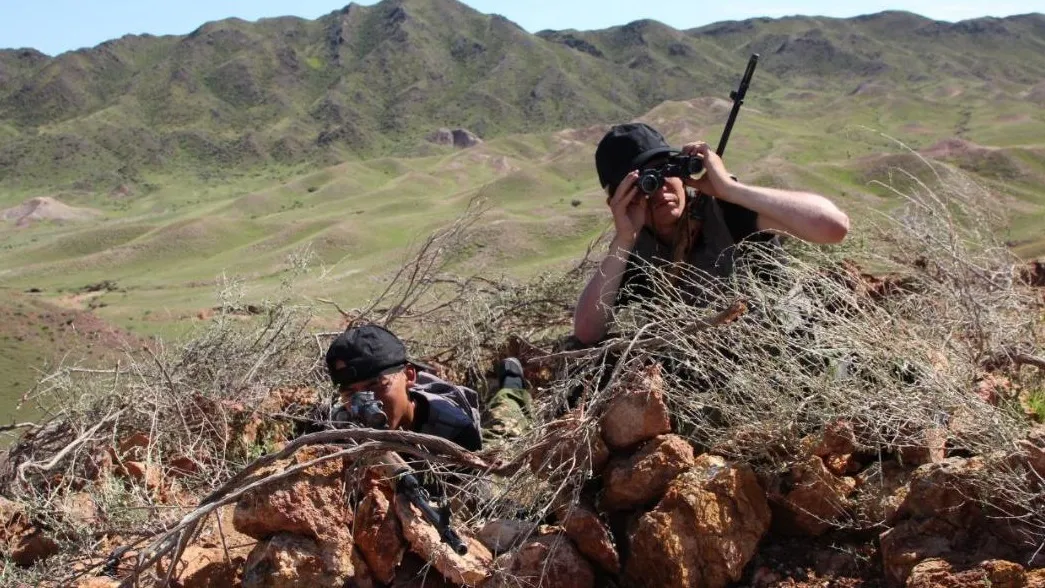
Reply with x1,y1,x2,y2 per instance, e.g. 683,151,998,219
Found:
0,0,1043,195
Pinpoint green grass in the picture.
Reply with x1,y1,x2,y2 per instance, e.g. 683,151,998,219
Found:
3,73,1045,420
1026,389,1045,422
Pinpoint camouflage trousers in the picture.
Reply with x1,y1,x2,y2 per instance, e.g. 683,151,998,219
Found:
482,387,533,447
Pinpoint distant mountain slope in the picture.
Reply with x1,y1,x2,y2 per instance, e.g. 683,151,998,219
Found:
0,0,1042,194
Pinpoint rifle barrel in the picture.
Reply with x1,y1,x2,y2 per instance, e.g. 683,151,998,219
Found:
397,469,469,555
716,53,759,157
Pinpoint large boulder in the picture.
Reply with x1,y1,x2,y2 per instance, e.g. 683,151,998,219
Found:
0,496,59,567
601,434,695,512
427,128,482,148
906,558,1026,588
241,532,355,588
897,427,948,467
559,504,619,574
896,457,985,526
879,517,959,586
353,484,407,584
600,363,672,450
771,455,857,536
854,460,911,526
812,419,862,476
394,494,492,586
476,519,535,555
176,505,256,587
488,534,594,588
625,455,771,588
529,411,610,481
233,446,351,543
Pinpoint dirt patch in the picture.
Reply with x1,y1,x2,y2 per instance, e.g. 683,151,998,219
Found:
1025,81,1045,105
932,86,964,99
995,113,1031,123
683,96,734,114
919,137,994,159
0,197,102,227
554,124,611,147
851,82,891,97
900,123,935,135
743,535,885,587
53,281,123,311
0,291,148,415
446,152,520,175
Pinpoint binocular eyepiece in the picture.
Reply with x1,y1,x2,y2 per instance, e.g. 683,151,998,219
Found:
637,155,704,194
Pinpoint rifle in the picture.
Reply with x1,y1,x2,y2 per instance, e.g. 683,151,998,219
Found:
684,53,759,223
341,391,469,555
716,53,759,157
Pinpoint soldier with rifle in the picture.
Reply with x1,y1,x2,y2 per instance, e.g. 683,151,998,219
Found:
323,323,533,555
573,55,851,345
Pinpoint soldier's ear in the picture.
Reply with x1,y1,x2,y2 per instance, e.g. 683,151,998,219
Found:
403,364,417,386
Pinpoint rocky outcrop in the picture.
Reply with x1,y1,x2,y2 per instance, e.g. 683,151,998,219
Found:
394,495,492,586
880,517,960,586
0,496,59,567
426,128,482,148
601,434,695,511
772,455,857,536
559,504,619,574
353,484,407,584
476,519,535,555
233,446,356,586
812,419,863,475
895,457,984,525
241,532,355,588
906,558,1026,588
625,455,771,588
489,534,594,588
879,457,1000,586
600,364,672,450
233,447,351,542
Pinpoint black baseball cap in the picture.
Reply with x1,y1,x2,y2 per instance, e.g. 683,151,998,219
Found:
595,123,679,192
325,324,408,388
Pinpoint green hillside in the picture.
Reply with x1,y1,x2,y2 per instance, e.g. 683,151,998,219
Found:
0,1,1043,198
1,2,1045,422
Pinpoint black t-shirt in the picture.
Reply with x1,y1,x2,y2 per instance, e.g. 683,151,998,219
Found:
616,194,779,307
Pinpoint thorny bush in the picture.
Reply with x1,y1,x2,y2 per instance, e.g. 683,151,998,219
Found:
1,156,1044,582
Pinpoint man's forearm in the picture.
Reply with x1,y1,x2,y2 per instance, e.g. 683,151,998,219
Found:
719,182,849,244
573,238,633,345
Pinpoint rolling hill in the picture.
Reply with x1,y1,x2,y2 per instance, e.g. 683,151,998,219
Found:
0,0,1043,197
1,0,1044,421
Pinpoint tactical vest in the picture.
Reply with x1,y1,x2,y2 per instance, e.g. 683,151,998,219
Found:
409,371,482,445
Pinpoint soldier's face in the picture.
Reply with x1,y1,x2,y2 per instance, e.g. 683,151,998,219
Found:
639,158,687,230
337,363,416,429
